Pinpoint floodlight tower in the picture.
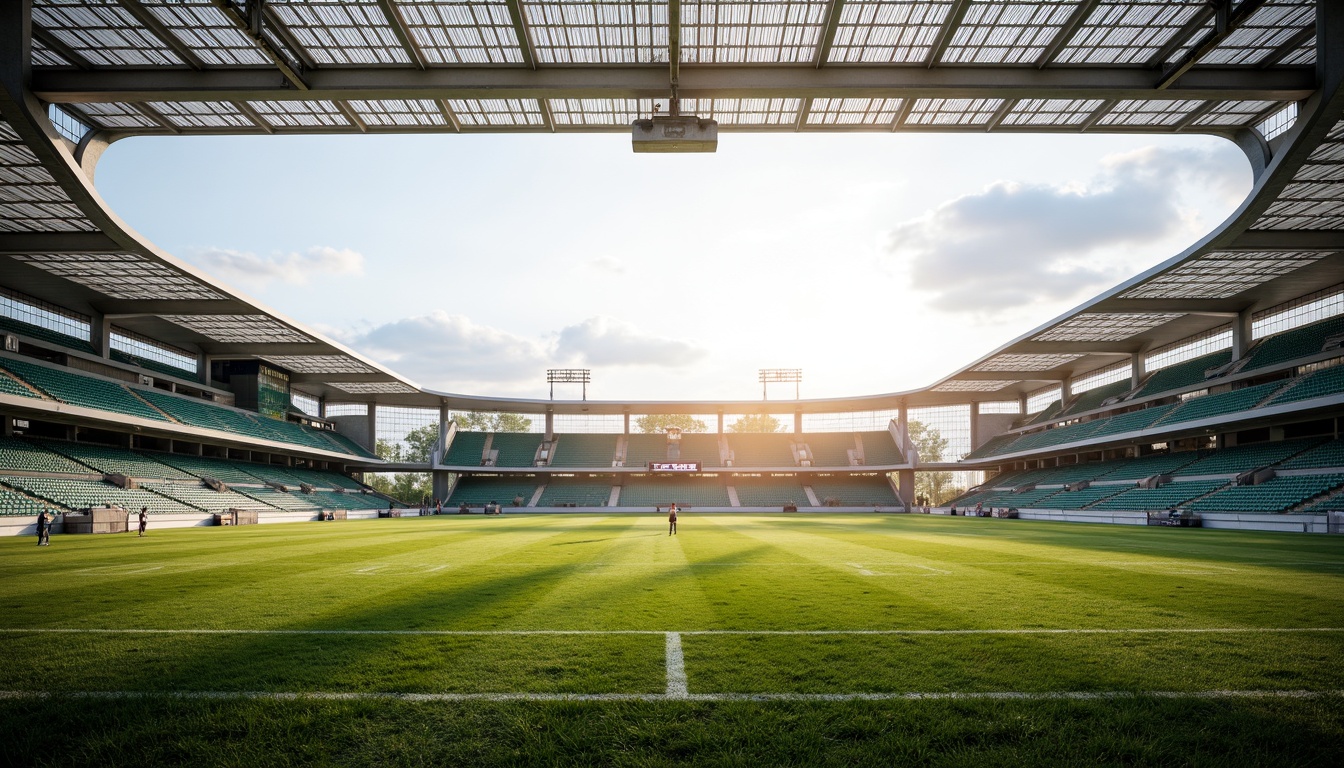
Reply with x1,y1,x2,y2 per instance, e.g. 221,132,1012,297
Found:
759,369,803,400
547,368,591,400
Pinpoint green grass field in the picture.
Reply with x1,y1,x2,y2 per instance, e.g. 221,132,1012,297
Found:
2,513,1342,766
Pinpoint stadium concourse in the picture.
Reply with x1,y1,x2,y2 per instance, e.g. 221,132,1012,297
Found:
0,0,1343,537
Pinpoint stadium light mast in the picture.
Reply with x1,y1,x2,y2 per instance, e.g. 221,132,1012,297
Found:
547,369,591,400
759,369,802,400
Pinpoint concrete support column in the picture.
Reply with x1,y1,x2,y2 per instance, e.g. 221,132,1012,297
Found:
439,403,450,460
969,402,980,451
432,470,453,502
318,397,327,419
2,418,11,437
896,468,915,509
897,403,910,456
717,412,724,434
89,313,111,358
1061,376,1073,402
623,413,630,434
197,354,210,386
1231,307,1254,361
794,409,802,434
1130,352,1146,389
544,411,554,441
366,403,378,453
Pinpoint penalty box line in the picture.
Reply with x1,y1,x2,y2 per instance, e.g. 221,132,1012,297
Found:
1,689,1340,704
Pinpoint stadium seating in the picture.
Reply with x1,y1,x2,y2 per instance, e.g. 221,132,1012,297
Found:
1096,452,1201,481
0,370,41,400
965,433,1020,460
1187,474,1344,513
857,431,905,465
143,482,275,513
1175,438,1321,476
800,433,855,467
0,436,96,474
309,491,382,510
1062,380,1131,416
134,388,259,435
1155,382,1286,426
537,480,613,507
548,434,618,468
0,485,47,516
153,454,269,485
731,478,808,507
623,434,668,467
809,476,899,506
1264,363,1344,406
1297,495,1344,513
279,467,366,491
314,429,379,459
677,433,723,468
109,349,194,381
726,433,796,467
1038,485,1128,509
32,440,195,480
235,463,307,487
236,486,320,511
490,433,544,467
2,475,200,514
0,357,168,422
618,477,730,507
1022,400,1063,426
1135,350,1232,399
446,476,538,506
992,486,1065,508
1086,403,1177,439
1243,314,1344,372
443,431,488,465
1280,438,1344,469
1001,419,1109,454
1090,480,1230,511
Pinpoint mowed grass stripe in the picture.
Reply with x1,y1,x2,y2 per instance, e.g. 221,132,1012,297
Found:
682,632,1344,695
0,632,667,695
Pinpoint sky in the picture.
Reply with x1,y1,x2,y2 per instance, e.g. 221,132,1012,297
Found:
93,130,1253,403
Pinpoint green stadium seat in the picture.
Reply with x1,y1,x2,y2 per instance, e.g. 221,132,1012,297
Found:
549,434,618,468
809,476,899,506
443,431,488,466
1061,380,1132,417
1243,314,1344,372
857,431,904,465
731,478,809,507
0,436,96,474
1135,350,1232,399
538,480,613,506
1264,363,1344,407
1187,474,1344,513
0,357,168,422
726,433,796,467
490,433,544,467
446,476,539,507
617,477,729,507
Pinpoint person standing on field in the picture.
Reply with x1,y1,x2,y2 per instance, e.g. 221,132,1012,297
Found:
137,507,147,537
36,509,49,546
668,503,678,536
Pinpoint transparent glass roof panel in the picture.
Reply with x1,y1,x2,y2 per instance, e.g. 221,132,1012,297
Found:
1121,252,1327,299
931,380,1016,392
161,314,313,343
142,1,271,66
0,128,95,234
805,98,903,126
9,253,225,300
826,1,951,64
349,99,451,127
548,98,656,126
1032,313,1183,342
941,0,1079,65
147,101,256,129
1198,0,1314,66
1000,99,1103,127
974,353,1084,372
74,102,162,130
677,98,802,126
1193,100,1279,128
265,355,377,374
267,0,413,65
680,0,829,64
33,0,186,67
905,98,1004,127
1054,0,1203,65
247,100,354,128
1096,99,1201,127
1279,39,1315,66
399,0,524,64
326,381,419,394
523,0,668,64
447,99,545,127
30,36,72,67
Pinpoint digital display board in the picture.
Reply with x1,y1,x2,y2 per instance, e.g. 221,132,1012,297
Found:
648,462,701,472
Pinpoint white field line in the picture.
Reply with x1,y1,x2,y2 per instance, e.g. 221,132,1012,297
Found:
1,627,1342,637
665,633,688,699
0,689,1339,704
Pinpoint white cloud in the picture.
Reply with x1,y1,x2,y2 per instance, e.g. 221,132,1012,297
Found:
555,316,708,367
347,310,549,391
887,144,1247,313
586,255,626,274
191,246,364,286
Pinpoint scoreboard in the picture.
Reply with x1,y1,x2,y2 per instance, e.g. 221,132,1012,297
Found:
648,462,701,472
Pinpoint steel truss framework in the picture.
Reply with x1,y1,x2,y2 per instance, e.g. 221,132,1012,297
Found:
0,0,1342,437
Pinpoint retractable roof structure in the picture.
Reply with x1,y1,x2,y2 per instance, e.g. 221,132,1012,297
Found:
1,1,1341,417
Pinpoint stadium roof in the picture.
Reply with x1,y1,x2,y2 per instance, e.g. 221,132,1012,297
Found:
1,0,1342,415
